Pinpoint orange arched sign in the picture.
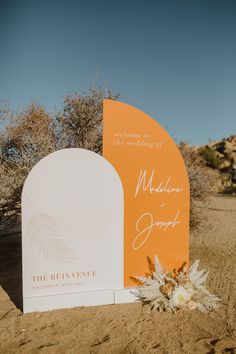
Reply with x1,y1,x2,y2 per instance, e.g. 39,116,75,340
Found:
103,99,189,287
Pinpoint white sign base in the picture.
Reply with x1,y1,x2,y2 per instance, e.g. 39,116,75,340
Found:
24,287,138,313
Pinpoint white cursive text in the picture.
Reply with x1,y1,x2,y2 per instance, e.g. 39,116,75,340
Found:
132,211,180,250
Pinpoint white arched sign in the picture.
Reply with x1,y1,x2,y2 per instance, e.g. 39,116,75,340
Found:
22,149,124,313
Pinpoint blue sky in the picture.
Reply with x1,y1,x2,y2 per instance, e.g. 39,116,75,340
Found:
0,0,235,144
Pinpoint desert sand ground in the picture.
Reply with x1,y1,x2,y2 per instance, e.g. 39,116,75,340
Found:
0,195,235,354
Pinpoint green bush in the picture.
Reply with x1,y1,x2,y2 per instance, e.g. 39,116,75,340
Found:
199,146,222,169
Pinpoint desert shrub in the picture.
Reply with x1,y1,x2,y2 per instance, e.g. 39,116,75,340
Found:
179,143,217,230
0,103,57,225
199,146,222,169
0,91,215,232
0,89,117,226
56,88,118,153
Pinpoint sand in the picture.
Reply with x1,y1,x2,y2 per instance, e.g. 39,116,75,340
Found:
0,195,235,353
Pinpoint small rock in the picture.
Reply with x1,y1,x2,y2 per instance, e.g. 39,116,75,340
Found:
219,160,231,170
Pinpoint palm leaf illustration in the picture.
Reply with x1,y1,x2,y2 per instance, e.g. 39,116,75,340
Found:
27,213,78,263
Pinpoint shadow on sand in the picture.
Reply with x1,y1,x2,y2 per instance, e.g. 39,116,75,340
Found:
0,232,22,311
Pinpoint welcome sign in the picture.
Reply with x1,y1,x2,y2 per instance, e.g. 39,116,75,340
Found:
103,100,189,288
22,100,189,313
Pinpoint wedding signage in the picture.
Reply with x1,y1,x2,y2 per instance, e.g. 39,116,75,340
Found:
22,100,190,313
103,100,190,289
22,149,124,313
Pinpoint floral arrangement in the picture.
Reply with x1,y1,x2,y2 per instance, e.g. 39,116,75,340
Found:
130,256,220,313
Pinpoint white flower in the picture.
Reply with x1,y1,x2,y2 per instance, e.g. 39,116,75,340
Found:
170,286,192,308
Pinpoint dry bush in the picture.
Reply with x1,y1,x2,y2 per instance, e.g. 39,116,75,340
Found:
179,142,217,230
1,90,215,232
0,89,117,227
56,88,118,153
0,103,57,226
